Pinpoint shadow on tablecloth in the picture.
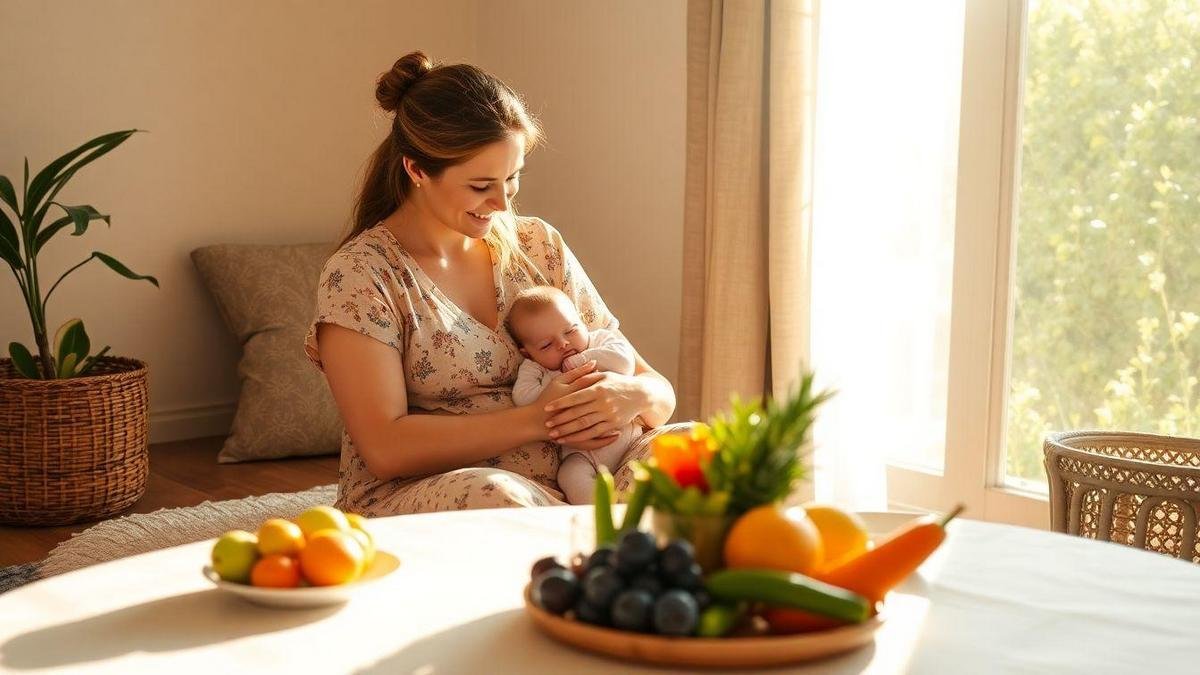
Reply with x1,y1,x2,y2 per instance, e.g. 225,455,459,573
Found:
355,608,878,675
0,588,339,670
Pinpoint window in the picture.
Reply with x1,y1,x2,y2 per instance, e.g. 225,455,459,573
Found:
1004,0,1200,490
812,0,1199,527
811,1,966,508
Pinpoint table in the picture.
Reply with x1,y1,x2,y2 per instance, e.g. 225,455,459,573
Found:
2,506,1199,673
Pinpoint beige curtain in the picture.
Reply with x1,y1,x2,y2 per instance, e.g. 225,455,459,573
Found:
677,0,820,421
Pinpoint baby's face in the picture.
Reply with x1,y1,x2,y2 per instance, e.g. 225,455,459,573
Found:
516,301,590,370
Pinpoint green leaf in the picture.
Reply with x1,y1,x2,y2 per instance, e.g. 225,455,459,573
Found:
94,251,159,287
594,469,617,546
619,477,652,532
25,130,138,221
54,318,89,375
0,207,21,270
672,486,705,516
0,175,17,215
643,462,684,508
33,216,72,253
55,203,109,236
77,345,111,377
57,352,79,379
8,342,41,379
23,159,29,199
35,204,110,252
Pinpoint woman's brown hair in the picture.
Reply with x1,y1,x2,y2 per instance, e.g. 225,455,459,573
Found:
345,51,544,254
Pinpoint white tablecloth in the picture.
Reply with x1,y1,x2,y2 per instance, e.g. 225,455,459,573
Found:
1,506,1199,673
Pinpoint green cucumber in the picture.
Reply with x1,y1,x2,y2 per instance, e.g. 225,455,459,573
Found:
697,602,746,637
705,568,870,624
619,477,651,532
594,469,617,546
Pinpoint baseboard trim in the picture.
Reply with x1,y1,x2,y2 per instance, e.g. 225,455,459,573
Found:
150,402,235,444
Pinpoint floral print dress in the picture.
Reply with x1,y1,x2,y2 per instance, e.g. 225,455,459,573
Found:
304,216,672,517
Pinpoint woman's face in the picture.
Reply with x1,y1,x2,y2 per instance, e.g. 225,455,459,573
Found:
419,133,525,239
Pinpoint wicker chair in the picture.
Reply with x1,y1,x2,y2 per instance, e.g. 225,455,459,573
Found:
1044,430,1200,563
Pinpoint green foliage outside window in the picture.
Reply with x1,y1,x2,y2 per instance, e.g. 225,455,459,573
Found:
1007,0,1200,482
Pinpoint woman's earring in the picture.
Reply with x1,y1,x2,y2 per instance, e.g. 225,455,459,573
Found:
415,182,422,188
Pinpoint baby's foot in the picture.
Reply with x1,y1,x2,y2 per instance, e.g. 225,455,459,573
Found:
562,352,588,371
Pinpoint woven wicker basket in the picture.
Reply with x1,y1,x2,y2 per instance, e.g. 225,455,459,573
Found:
0,356,150,526
1044,430,1200,563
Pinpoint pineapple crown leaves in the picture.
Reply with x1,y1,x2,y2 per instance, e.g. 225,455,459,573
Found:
703,372,834,517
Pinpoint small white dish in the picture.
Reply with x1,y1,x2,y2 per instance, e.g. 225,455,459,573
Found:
202,551,401,609
856,511,924,538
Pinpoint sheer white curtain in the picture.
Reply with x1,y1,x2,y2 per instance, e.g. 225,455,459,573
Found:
810,0,966,510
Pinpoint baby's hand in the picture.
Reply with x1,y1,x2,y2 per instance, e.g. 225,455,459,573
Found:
562,352,589,371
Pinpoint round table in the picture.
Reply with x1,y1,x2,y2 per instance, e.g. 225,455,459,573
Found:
1,506,1198,673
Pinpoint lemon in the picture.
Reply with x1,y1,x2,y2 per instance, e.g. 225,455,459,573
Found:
801,503,870,570
293,506,350,538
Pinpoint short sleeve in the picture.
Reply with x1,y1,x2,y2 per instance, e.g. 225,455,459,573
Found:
304,250,403,371
525,217,619,333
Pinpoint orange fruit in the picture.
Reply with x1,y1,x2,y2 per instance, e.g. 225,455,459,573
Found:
299,529,366,586
723,505,824,575
250,554,302,588
802,503,870,570
257,518,306,557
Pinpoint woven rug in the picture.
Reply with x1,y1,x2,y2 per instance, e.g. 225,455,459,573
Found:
0,484,335,595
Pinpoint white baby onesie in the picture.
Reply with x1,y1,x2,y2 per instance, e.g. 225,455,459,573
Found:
511,328,643,504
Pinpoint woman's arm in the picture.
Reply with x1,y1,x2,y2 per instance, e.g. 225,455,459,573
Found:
544,335,677,444
317,322,602,480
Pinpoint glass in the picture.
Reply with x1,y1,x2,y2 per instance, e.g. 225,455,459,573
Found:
649,509,734,573
811,1,966,496
1004,0,1200,488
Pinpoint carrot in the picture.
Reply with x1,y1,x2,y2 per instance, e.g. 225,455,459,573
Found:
762,504,965,634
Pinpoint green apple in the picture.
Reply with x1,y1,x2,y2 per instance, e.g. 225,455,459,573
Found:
294,506,350,538
211,530,260,584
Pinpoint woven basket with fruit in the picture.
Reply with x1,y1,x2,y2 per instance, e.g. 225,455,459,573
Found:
525,373,963,666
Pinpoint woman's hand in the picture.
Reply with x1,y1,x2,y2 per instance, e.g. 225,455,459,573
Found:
544,371,648,446
531,361,611,443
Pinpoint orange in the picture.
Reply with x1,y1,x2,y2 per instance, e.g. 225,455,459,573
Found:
299,529,366,586
723,504,824,575
802,503,870,570
250,554,302,588
257,518,306,557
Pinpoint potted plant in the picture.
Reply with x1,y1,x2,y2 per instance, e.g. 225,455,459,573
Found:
635,373,834,570
0,129,159,526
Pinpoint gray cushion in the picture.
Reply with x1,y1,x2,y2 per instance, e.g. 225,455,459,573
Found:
191,243,342,463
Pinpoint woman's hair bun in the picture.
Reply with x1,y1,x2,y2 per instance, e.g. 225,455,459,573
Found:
376,51,434,113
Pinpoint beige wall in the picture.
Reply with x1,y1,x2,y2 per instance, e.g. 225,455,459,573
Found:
476,1,686,393
1,0,684,442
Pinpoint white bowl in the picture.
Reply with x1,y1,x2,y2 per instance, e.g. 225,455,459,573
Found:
202,551,401,609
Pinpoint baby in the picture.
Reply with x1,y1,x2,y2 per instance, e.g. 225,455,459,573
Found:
506,286,642,504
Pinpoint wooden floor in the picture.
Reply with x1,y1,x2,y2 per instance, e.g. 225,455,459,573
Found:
0,436,339,567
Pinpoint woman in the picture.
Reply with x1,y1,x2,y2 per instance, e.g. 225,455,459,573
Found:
304,52,679,516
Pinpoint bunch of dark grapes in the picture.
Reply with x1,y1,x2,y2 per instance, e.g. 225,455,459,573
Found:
530,530,709,636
